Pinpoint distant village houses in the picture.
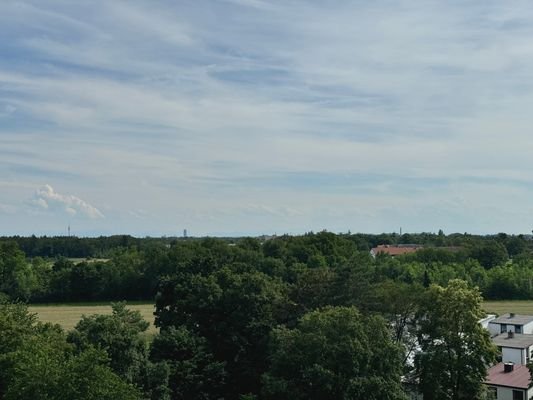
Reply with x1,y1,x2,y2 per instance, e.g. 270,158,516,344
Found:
483,313,533,400
370,244,423,257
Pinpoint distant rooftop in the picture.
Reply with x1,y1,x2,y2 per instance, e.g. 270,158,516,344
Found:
491,314,533,326
370,244,423,256
486,362,530,389
493,333,533,349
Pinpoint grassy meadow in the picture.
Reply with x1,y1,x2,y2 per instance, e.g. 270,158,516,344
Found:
29,303,157,333
26,300,533,335
483,300,533,316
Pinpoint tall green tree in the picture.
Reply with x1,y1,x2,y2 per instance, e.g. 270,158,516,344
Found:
415,280,497,400
0,300,140,400
3,338,140,400
0,242,37,300
374,281,421,367
150,326,225,400
262,306,407,400
155,265,288,399
68,302,150,382
469,240,508,269
0,301,40,396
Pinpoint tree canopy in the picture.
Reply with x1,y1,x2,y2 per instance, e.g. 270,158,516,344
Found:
415,280,497,400
262,306,407,400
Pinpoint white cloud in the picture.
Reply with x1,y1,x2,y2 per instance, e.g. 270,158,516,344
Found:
30,185,104,219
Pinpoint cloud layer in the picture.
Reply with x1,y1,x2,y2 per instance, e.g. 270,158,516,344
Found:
2,1,533,235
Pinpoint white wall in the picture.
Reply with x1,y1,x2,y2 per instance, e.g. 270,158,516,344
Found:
501,347,526,365
480,315,496,329
522,321,533,334
491,386,532,400
489,322,502,336
489,321,533,336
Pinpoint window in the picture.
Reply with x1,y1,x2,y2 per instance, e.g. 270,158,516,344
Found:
513,389,524,400
501,324,507,333
515,325,522,334
487,386,497,400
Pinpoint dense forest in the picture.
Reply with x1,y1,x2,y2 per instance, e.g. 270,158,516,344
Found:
0,231,528,399
0,231,532,302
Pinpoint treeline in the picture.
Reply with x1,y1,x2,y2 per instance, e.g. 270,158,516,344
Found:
1,231,533,302
1,230,529,258
0,234,164,258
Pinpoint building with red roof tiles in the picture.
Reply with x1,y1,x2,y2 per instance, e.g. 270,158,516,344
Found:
485,362,533,400
370,244,423,257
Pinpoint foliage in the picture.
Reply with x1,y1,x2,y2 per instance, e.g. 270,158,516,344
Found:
3,232,533,398
262,306,407,400
4,340,140,400
415,280,497,400
150,326,225,400
68,302,150,382
155,264,288,398
0,300,140,400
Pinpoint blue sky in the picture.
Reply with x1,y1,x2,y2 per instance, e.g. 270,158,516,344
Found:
2,0,533,236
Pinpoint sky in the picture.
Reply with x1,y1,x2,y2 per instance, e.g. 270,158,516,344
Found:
2,0,533,237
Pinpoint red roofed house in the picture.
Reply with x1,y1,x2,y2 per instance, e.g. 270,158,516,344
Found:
485,362,533,400
370,244,423,257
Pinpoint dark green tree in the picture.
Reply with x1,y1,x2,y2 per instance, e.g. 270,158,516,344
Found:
469,240,508,269
150,326,225,400
0,300,140,400
415,280,497,400
155,266,288,398
67,302,150,382
3,339,140,400
262,306,407,400
0,242,37,300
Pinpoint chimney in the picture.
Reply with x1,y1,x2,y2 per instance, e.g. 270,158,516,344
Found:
504,362,514,373
509,313,516,318
508,331,515,339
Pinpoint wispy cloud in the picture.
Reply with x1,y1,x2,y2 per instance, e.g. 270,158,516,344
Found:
2,1,533,235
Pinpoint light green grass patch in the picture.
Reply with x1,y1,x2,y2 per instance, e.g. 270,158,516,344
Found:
29,303,157,333
483,300,533,316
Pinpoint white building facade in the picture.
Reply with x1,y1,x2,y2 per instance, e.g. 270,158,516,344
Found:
488,314,533,336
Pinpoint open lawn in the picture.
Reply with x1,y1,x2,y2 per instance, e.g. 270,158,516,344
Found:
29,303,157,333
483,300,533,316
28,300,530,334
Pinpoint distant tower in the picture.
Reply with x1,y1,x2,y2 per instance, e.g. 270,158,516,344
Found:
183,229,187,238
68,224,71,237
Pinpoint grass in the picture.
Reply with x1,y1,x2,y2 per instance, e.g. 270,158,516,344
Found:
483,300,533,316
29,300,529,335
29,302,157,334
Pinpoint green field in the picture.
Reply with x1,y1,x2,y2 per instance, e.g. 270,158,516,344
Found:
29,303,157,333
27,300,533,334
483,300,533,316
